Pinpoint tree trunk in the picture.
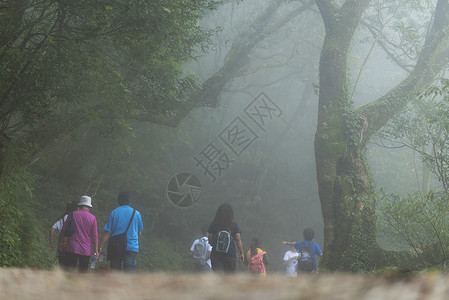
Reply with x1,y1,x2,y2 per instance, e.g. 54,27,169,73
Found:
315,0,449,271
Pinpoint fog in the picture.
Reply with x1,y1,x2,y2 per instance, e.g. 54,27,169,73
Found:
9,0,442,272
131,0,438,271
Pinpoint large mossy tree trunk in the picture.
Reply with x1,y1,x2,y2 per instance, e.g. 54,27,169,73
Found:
314,0,376,271
315,0,449,271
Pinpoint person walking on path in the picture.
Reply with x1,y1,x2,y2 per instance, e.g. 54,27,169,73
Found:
61,196,98,273
99,191,143,272
207,203,244,274
49,200,77,268
243,237,268,276
282,228,323,274
283,243,299,277
189,225,212,272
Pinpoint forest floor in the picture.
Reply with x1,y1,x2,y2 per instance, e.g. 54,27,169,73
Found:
1,268,448,300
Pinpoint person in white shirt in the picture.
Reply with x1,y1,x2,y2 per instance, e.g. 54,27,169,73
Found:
189,225,212,272
48,201,77,267
283,244,299,277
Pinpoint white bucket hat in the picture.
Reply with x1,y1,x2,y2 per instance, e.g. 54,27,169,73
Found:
78,195,92,207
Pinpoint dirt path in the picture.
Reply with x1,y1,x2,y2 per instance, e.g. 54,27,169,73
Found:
1,268,448,299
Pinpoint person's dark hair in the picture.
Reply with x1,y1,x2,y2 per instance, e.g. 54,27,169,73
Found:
303,228,314,241
210,203,235,230
250,237,261,256
54,201,76,223
118,191,131,206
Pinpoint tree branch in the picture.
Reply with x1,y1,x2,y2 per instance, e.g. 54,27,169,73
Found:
358,0,449,143
133,0,314,127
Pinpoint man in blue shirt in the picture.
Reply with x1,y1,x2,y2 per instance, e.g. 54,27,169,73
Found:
99,192,143,272
282,228,323,274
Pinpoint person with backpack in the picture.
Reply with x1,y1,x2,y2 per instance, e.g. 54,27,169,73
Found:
207,203,244,273
98,191,143,272
243,237,268,276
60,196,98,273
189,225,212,272
49,200,77,268
282,228,323,274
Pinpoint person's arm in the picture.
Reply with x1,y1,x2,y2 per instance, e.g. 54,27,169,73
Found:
263,252,269,266
189,240,196,257
207,242,212,258
234,233,244,263
48,227,56,250
207,233,214,246
93,241,99,259
92,219,99,258
98,231,111,255
243,250,248,265
316,253,323,274
281,241,297,246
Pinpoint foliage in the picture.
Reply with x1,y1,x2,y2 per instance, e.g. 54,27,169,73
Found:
0,143,53,268
377,190,449,268
0,0,220,141
0,0,221,268
378,78,449,193
374,78,449,270
138,236,185,271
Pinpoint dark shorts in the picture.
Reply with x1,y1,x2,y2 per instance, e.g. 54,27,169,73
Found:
210,255,237,274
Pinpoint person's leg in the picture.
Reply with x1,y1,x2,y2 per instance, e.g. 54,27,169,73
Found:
110,257,123,271
193,263,211,272
123,251,137,273
223,257,237,273
78,255,91,273
200,264,211,272
58,254,67,269
64,252,77,272
211,256,224,273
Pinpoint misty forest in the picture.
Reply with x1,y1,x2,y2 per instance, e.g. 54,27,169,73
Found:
2,0,449,274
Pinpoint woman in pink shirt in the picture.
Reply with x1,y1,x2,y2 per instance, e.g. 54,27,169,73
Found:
62,196,98,273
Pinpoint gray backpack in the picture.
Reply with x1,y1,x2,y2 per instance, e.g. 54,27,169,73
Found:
297,242,314,272
215,230,231,253
192,237,209,265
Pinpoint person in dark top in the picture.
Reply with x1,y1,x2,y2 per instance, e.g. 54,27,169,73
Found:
207,203,244,273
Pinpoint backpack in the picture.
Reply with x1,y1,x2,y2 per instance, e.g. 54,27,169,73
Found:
250,251,267,274
215,230,231,253
192,238,209,265
297,242,314,272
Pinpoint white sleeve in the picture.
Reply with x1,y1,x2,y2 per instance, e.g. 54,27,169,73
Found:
51,220,59,230
190,239,198,251
53,214,68,232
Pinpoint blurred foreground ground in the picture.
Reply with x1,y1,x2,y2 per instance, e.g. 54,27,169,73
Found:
1,268,449,300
